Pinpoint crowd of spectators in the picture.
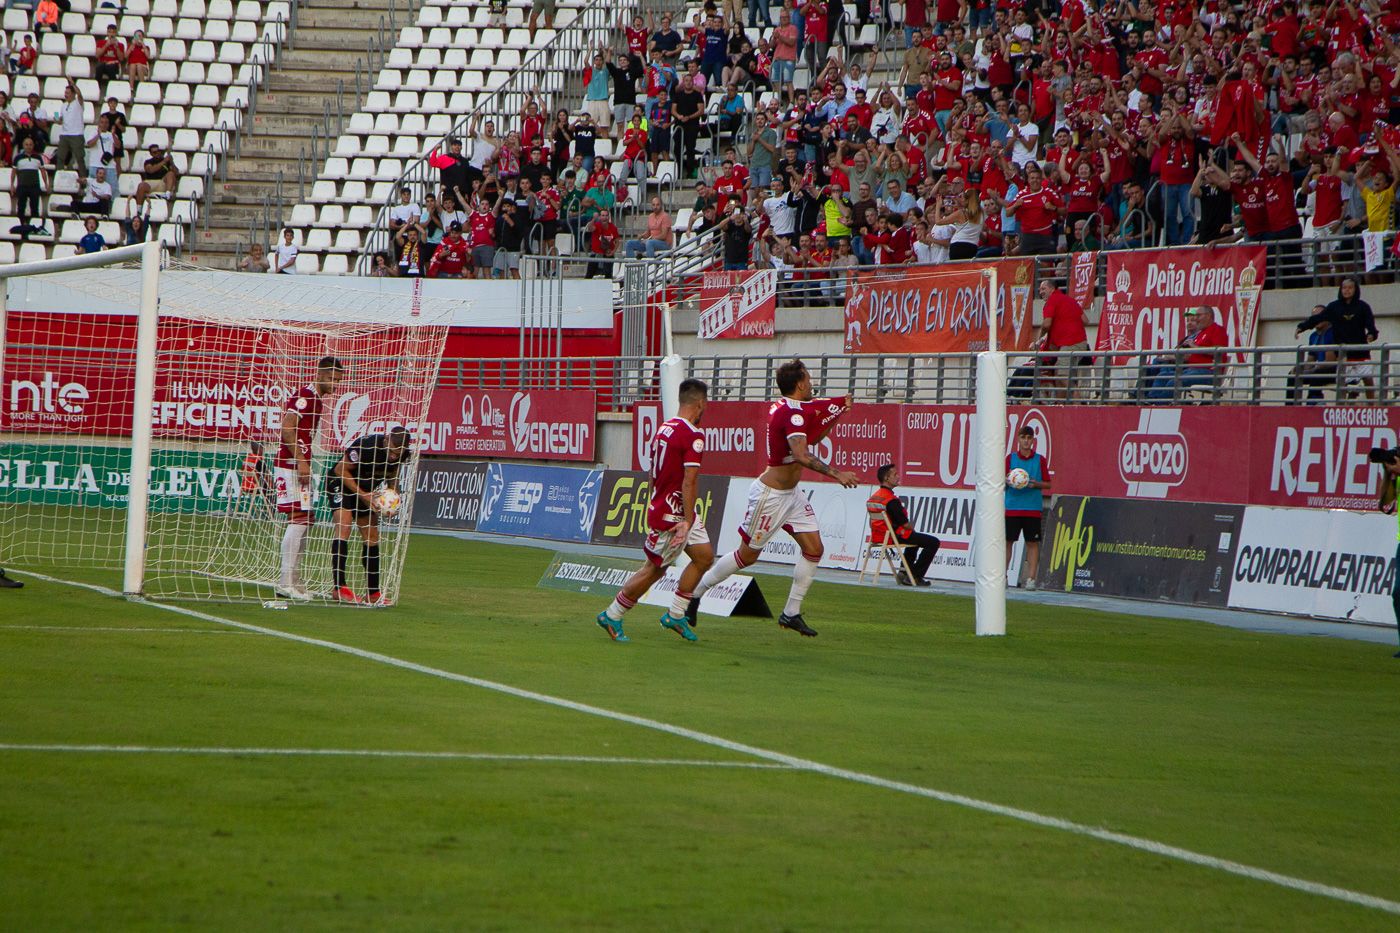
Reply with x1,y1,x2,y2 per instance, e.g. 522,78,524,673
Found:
414,0,1400,283
0,13,170,246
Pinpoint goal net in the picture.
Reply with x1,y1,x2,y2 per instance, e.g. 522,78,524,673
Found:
0,244,461,606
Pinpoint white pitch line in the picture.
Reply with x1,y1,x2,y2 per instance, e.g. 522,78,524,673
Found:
0,743,792,769
0,625,258,635
20,570,1400,918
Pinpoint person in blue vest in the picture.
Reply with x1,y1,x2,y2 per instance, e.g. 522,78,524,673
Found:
1006,426,1051,589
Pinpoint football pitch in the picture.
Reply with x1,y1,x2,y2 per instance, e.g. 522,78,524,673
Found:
2,534,1398,931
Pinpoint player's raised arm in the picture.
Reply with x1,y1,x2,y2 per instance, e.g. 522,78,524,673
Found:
787,433,859,488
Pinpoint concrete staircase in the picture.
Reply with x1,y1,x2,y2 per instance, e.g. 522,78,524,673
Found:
186,0,403,269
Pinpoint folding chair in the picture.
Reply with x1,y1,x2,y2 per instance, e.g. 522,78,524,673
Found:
857,504,917,585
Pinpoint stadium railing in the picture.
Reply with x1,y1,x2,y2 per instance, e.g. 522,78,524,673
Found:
435,343,1398,412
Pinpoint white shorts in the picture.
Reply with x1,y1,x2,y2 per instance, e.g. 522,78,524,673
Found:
273,466,313,516
644,515,710,568
738,479,818,550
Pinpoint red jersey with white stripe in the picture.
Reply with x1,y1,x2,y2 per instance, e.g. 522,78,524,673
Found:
765,396,847,466
275,384,323,470
647,416,705,530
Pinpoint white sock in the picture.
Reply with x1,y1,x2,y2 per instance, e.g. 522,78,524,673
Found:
668,589,694,618
694,551,744,598
280,522,308,589
604,592,638,622
784,556,819,616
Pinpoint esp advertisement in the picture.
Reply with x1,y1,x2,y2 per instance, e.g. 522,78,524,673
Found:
589,470,731,549
1229,507,1398,626
1037,496,1244,606
475,462,603,543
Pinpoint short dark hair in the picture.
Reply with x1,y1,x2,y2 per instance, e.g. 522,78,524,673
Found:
388,425,410,445
775,359,808,395
1017,426,1036,439
678,378,708,404
318,355,345,373
877,463,896,484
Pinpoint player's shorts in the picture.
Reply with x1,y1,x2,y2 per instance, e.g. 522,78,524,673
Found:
738,479,818,550
273,466,312,516
1006,513,1042,543
643,515,710,568
324,475,376,518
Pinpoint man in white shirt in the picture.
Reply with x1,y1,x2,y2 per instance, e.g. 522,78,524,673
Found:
388,186,420,237
761,179,796,238
469,115,500,175
52,78,87,176
1009,103,1039,169
72,166,113,214
274,228,299,274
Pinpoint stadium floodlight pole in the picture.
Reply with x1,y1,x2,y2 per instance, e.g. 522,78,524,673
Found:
0,241,162,595
974,265,1007,636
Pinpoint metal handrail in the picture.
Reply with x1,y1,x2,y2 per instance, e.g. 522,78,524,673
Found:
430,344,1398,412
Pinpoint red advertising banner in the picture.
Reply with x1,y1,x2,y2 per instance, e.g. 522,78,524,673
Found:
423,388,596,460
632,399,902,484
697,270,777,340
638,400,1394,512
1068,251,1098,308
1094,246,1265,364
843,259,1036,354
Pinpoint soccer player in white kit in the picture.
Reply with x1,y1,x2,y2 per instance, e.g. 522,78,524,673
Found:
596,379,715,643
272,355,344,599
687,360,858,637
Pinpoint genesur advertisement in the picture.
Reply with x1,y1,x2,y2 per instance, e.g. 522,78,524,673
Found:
843,259,1036,354
696,270,777,340
1094,245,1266,364
423,388,596,461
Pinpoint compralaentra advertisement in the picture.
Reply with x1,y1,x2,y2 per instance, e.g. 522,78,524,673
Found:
475,462,604,543
589,470,731,549
410,460,489,532
423,388,596,461
1038,496,1244,606
1228,507,1397,626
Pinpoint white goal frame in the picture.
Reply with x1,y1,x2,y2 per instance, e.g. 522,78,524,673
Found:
974,265,1007,637
0,240,162,596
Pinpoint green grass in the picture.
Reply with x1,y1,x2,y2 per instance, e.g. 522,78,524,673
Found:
2,534,1398,931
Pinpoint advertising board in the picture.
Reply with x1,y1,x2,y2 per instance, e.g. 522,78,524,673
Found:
475,462,604,543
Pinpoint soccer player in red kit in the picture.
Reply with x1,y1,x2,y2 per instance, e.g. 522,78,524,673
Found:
686,359,858,637
596,379,714,643
273,355,344,599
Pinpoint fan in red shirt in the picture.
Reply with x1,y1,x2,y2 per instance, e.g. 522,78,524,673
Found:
713,160,747,211
1006,164,1064,254
1143,308,1230,401
1036,279,1090,401
1055,149,1109,233
428,224,470,278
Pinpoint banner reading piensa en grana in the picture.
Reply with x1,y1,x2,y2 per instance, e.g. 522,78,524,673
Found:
843,259,1036,354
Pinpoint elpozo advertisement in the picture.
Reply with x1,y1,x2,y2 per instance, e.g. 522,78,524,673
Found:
1038,496,1243,607
474,462,603,543
1229,506,1398,626
589,470,731,549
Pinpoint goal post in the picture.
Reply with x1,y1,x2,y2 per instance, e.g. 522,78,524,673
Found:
0,246,463,606
974,265,1007,637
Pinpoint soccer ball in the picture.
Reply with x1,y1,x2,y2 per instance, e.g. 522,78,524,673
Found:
1006,468,1031,490
372,487,401,515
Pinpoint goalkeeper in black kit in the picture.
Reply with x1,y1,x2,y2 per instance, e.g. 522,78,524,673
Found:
326,426,410,605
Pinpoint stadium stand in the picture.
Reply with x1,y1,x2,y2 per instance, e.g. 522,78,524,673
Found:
0,0,288,262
